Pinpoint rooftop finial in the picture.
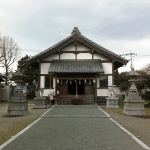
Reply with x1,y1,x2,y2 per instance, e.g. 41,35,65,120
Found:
71,27,81,35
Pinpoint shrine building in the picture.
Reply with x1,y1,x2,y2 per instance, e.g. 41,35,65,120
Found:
27,27,128,105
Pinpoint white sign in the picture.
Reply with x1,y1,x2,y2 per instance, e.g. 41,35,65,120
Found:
57,91,59,94
50,95,53,100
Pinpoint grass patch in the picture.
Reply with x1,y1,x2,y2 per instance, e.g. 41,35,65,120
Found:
145,107,150,118
144,100,150,105
118,101,124,105
102,106,150,118
102,106,125,116
28,99,35,104
0,116,40,145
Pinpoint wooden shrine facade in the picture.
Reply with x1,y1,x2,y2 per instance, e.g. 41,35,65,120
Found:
26,27,128,105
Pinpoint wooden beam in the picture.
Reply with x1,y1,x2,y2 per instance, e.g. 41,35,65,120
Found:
53,77,98,79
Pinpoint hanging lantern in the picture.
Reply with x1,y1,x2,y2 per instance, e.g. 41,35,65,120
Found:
61,79,63,84
93,79,95,83
57,79,59,83
84,79,86,83
89,79,91,85
79,80,81,84
70,79,72,84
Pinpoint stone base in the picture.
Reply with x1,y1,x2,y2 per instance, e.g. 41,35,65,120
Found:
106,97,119,109
33,97,46,109
7,99,29,116
123,92,146,117
7,110,29,116
123,100,146,116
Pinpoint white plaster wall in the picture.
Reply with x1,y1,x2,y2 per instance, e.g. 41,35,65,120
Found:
43,89,55,96
53,79,56,88
97,78,99,88
109,86,121,94
77,53,92,59
108,76,113,86
60,53,75,59
40,76,45,88
77,43,91,51
97,89,108,96
42,53,59,61
41,63,50,74
61,43,75,51
102,63,112,74
93,53,109,60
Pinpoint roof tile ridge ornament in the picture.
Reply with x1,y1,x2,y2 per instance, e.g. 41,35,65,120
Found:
71,27,81,35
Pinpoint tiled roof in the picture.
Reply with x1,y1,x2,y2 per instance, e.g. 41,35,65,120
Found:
27,27,128,69
48,60,104,73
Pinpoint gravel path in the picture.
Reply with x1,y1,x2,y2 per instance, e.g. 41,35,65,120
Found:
1,105,148,150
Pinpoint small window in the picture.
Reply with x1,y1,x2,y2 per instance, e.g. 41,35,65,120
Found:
100,76,108,88
44,75,53,89
45,76,50,88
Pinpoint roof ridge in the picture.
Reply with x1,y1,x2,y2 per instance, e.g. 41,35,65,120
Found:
27,34,74,61
79,34,125,60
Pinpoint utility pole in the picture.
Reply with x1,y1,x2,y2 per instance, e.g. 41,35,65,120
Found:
120,53,137,71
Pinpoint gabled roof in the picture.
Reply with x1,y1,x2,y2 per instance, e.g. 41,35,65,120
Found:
27,27,128,69
48,60,104,73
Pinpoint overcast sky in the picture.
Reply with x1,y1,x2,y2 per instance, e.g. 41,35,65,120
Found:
0,0,150,72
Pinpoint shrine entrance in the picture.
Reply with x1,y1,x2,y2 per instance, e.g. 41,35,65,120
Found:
68,80,84,95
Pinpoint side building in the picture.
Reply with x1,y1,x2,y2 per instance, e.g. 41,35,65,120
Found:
0,73,7,102
27,27,128,105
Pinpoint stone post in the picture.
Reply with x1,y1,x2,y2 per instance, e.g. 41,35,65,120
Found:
7,68,29,116
123,68,146,117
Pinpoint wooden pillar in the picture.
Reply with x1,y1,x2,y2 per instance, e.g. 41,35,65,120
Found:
112,60,115,85
75,80,78,98
55,79,57,105
50,73,51,89
94,79,97,105
38,64,40,88
58,79,60,105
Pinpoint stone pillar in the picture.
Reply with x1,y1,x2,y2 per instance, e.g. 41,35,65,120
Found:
106,97,119,108
106,87,119,108
123,92,146,116
34,88,47,109
33,97,46,109
7,68,29,116
7,92,29,116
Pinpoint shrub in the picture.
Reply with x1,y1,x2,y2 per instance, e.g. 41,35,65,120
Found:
27,90,35,99
141,94,150,101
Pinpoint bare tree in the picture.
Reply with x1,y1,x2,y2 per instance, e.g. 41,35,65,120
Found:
0,35,21,84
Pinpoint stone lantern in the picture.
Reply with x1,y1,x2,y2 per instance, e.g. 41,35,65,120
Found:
7,67,29,116
123,68,146,116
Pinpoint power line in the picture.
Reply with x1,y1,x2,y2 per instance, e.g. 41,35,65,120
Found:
120,53,137,70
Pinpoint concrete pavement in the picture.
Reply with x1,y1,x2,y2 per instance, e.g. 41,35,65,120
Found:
1,105,148,150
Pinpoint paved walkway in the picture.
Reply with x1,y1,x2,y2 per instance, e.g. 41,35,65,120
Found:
1,105,148,150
